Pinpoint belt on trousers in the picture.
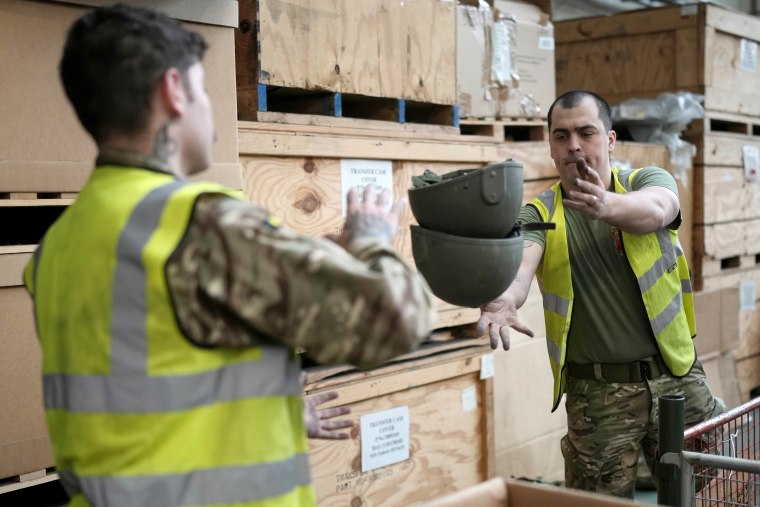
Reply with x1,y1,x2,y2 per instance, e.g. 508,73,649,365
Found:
566,354,670,383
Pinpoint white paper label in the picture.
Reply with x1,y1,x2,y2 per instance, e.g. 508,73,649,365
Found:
340,159,394,216
480,353,495,380
360,406,410,473
740,280,756,312
681,5,698,16
538,36,555,50
461,385,477,413
740,39,758,73
743,145,760,182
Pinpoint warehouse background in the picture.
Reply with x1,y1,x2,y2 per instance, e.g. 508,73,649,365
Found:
2,0,760,506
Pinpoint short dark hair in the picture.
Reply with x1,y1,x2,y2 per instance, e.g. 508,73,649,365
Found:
547,90,612,132
59,4,208,143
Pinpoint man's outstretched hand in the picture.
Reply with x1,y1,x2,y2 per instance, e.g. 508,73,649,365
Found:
477,294,534,350
303,390,354,440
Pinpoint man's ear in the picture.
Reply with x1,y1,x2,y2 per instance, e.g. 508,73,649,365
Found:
157,68,185,120
608,129,617,153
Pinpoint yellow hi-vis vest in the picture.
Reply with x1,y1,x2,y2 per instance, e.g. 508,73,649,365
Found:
23,166,313,507
531,167,696,412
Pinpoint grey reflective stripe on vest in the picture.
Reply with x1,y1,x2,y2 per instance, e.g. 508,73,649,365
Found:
43,348,302,412
651,292,683,336
537,189,556,221
543,292,570,318
682,279,693,294
675,240,685,258
545,338,562,365
637,229,678,293
109,181,184,376
59,453,312,507
44,181,301,413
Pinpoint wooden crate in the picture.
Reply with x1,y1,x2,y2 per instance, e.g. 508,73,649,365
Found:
682,114,760,289
303,341,494,506
236,0,457,121
555,3,760,117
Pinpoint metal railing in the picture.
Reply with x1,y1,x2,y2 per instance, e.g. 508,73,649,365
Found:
658,396,760,507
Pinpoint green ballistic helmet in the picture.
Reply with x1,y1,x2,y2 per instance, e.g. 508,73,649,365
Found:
410,225,523,308
408,159,524,238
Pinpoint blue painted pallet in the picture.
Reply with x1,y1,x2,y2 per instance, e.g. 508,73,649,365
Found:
255,84,459,128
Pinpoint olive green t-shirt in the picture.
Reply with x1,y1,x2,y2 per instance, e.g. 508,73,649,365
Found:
520,167,681,364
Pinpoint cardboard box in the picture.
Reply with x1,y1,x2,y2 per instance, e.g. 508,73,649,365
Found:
456,2,500,118
693,287,741,357
735,353,760,402
493,283,565,482
493,1,555,119
0,0,241,192
694,291,723,357
700,351,724,402
0,247,55,480
737,303,760,360
422,477,641,506
457,1,555,120
495,429,566,483
495,318,561,448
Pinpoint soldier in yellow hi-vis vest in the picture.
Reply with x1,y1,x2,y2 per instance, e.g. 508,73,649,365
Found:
23,5,436,507
477,90,724,499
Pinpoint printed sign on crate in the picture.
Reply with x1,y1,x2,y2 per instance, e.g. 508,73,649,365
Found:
360,406,410,473
340,159,393,216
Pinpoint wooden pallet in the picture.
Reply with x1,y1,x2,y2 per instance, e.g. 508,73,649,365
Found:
685,111,760,139
696,253,759,278
0,468,58,495
459,118,549,143
0,197,72,247
0,192,76,200
699,264,760,293
242,84,459,128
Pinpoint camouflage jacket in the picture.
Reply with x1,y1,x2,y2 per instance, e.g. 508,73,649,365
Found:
167,194,437,368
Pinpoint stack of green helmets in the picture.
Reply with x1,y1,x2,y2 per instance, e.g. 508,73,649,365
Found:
408,159,524,308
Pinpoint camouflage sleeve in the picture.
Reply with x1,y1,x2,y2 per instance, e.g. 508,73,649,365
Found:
167,194,437,368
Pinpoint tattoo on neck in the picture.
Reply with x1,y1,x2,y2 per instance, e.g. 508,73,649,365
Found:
153,123,177,163
344,212,393,245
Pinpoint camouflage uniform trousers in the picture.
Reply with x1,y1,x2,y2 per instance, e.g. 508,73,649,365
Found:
561,359,726,499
